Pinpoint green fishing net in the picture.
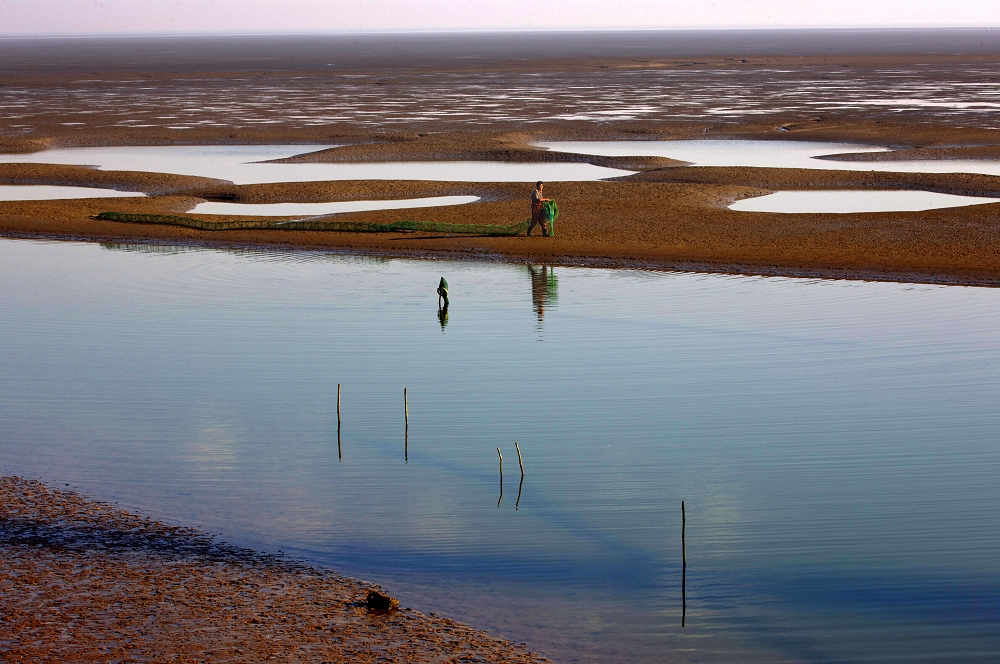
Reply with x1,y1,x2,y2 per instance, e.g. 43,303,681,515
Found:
97,199,561,237
96,212,529,236
542,199,558,237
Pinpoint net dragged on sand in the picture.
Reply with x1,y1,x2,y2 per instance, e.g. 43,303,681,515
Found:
96,211,530,236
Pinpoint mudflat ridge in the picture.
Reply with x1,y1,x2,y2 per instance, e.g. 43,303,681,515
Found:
3,156,999,286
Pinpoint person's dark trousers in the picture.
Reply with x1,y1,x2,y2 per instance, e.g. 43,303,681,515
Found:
527,205,549,236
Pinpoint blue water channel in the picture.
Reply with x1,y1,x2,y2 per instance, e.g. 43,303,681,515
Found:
1,238,998,662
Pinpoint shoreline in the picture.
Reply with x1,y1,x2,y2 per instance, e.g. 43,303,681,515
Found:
4,230,998,288
0,475,547,662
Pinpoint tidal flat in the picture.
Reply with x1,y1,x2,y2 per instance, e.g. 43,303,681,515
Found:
2,30,1000,285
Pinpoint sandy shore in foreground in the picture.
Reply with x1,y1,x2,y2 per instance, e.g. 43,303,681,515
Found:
0,476,545,662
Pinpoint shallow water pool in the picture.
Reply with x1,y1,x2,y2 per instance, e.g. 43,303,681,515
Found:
0,145,633,184
730,189,1000,213
536,139,1000,177
0,184,146,200
1,238,998,663
188,195,481,216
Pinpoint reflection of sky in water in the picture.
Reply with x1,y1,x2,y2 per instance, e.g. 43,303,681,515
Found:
189,195,480,216
730,189,1000,213
0,146,632,183
537,139,1000,177
1,239,998,663
0,184,146,200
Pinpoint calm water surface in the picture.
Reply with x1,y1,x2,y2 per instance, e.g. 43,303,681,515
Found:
1,239,998,663
0,146,633,183
0,185,146,200
730,190,1000,213
537,140,1000,177
189,195,480,216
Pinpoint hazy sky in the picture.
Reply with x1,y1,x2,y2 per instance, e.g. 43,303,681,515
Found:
0,0,996,36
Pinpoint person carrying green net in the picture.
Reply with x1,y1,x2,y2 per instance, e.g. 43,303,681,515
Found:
527,181,553,237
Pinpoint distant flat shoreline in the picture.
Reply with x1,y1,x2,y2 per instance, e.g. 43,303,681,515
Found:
4,28,1000,74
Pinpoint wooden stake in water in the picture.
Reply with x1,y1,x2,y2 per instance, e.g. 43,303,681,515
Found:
682,500,687,627
514,441,524,476
497,448,504,507
404,388,409,429
337,384,341,427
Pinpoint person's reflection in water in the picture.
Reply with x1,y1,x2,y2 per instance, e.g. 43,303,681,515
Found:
437,302,449,331
527,265,558,329
436,276,450,331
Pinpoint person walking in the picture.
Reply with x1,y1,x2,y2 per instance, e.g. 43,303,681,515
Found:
527,181,551,237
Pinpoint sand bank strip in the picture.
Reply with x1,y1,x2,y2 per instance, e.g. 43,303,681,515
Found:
2,124,1000,286
2,172,998,286
0,476,546,663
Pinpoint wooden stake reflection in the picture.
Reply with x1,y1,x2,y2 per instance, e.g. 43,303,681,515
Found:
497,448,503,507
682,500,687,627
514,442,524,510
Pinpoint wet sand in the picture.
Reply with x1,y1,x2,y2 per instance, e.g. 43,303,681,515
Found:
0,476,545,662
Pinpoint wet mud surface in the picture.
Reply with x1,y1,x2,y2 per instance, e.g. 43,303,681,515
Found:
0,476,545,663
2,31,999,139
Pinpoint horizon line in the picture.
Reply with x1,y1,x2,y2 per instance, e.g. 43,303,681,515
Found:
2,25,997,40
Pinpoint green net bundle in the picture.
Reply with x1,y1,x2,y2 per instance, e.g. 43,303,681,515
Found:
543,199,558,237
95,212,528,236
